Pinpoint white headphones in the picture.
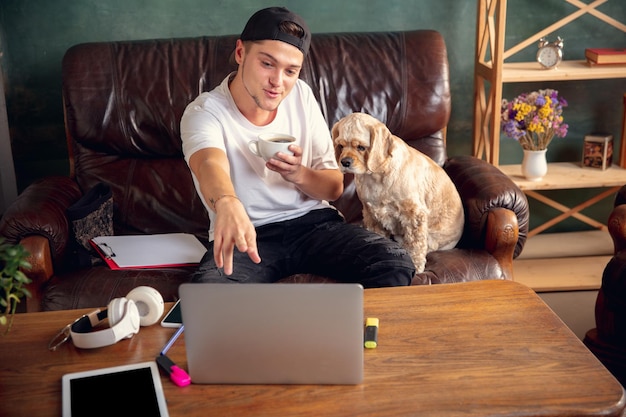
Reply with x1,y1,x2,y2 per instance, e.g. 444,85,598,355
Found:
70,286,164,349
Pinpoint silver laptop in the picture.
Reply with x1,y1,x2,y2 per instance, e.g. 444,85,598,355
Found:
178,283,364,385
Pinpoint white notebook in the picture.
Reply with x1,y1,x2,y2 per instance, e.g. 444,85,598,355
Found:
90,233,206,269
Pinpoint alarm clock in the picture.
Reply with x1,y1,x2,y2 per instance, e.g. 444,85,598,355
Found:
536,36,564,69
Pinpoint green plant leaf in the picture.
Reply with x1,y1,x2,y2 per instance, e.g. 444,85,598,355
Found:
0,238,32,332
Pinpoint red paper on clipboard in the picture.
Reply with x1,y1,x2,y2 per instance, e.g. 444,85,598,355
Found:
90,233,207,270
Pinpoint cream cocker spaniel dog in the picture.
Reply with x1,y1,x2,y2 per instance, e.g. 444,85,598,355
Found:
332,112,464,273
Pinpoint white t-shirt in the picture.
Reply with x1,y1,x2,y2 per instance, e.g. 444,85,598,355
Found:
180,74,339,241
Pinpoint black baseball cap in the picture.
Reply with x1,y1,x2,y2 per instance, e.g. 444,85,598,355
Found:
240,7,311,56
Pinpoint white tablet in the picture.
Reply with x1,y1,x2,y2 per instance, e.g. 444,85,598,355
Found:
62,361,169,417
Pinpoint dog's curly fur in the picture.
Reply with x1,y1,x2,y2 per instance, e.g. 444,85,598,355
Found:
332,112,464,273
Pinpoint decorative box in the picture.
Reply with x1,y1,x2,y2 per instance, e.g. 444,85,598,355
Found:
582,133,613,170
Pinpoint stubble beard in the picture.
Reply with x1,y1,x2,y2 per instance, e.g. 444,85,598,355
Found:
241,63,278,113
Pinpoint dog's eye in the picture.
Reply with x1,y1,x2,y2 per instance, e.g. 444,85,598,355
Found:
357,145,366,152
337,145,344,151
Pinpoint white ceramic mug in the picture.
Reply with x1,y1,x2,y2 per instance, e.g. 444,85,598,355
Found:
248,133,296,162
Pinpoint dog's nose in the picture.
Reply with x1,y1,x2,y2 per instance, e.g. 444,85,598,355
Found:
341,157,353,168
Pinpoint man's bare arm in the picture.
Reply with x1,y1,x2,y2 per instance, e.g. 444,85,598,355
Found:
188,148,261,274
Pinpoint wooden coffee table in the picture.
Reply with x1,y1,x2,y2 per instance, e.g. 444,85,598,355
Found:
1,280,624,417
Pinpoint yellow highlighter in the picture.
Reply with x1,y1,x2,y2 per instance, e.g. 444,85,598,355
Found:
364,318,379,349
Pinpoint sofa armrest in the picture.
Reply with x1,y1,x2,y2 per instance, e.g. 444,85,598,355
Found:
19,235,54,312
0,176,82,268
484,207,519,280
443,155,529,259
609,192,626,254
595,200,626,345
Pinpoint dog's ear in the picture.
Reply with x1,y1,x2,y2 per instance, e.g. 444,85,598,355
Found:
331,120,343,162
366,121,394,173
331,119,341,141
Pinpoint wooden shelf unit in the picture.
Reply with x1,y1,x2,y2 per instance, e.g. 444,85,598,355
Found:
500,162,626,237
499,161,626,191
472,0,626,166
478,60,626,83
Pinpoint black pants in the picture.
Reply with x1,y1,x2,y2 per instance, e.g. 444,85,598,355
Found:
192,208,415,288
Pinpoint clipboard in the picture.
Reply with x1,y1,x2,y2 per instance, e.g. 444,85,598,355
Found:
90,233,207,270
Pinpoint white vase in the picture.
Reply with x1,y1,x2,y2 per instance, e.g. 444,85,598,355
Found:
521,149,548,181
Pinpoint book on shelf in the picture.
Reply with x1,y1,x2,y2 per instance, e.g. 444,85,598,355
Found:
585,48,626,65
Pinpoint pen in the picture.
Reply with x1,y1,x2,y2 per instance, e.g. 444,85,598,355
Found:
160,324,184,355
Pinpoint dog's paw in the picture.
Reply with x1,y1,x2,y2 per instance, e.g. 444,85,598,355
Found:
410,253,426,274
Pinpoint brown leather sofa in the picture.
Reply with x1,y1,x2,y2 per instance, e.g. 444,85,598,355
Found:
0,30,529,312
584,185,626,386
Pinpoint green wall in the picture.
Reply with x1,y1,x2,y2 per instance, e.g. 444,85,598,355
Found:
1,0,625,233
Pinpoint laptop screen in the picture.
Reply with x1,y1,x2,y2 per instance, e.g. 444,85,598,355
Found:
179,283,364,384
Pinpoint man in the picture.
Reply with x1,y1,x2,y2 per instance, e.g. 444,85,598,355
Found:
180,7,414,287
